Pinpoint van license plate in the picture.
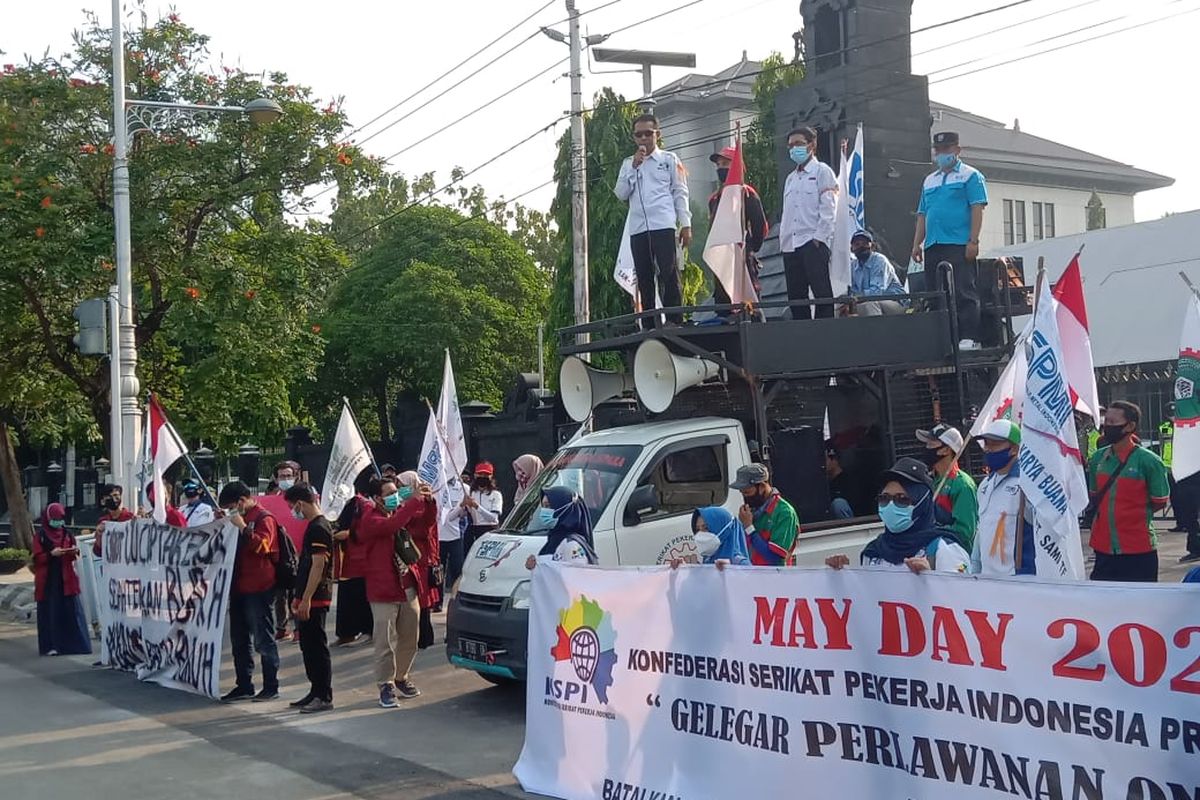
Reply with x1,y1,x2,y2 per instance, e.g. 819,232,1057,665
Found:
475,540,507,560
459,638,489,661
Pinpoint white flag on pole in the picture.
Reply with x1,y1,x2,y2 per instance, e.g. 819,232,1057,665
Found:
614,215,637,298
830,145,853,297
1020,280,1088,580
435,350,468,537
418,408,455,534
1172,293,1200,481
321,401,373,521
847,124,865,232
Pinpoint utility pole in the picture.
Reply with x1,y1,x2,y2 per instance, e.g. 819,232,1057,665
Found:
566,0,590,345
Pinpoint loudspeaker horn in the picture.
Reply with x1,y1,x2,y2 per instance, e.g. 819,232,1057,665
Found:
559,356,634,422
634,339,720,413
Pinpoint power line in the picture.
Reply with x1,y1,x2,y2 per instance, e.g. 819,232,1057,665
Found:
602,0,709,36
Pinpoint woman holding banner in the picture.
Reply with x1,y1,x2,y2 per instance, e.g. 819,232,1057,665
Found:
31,504,92,657
826,458,971,574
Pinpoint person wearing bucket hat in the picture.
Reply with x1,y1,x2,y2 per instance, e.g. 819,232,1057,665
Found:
915,423,978,550
969,420,1035,577
706,146,768,319
826,457,970,574
731,464,800,566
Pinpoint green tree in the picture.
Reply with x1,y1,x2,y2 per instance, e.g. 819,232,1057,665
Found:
0,10,372,456
316,204,548,439
744,52,805,222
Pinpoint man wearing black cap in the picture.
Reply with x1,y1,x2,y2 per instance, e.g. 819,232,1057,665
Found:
732,464,800,566
707,146,768,318
847,230,906,316
910,131,988,351
181,478,216,528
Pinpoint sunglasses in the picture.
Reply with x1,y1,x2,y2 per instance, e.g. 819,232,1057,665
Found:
633,130,657,138
877,493,914,508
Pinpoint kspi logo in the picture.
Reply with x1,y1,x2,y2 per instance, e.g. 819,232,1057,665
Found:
546,595,617,705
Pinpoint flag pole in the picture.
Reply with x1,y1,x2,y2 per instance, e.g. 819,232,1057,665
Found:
342,396,381,478
1179,271,1200,301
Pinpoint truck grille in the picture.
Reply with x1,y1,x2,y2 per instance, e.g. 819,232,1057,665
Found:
456,592,506,612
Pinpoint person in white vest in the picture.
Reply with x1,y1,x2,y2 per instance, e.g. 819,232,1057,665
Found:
970,420,1036,577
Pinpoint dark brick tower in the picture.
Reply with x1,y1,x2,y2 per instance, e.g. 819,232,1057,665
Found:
775,0,931,260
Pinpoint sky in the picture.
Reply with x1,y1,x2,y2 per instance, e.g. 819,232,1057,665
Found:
3,0,1198,223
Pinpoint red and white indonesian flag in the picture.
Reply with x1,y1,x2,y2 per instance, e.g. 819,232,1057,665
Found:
143,395,187,525
1051,254,1101,426
1020,279,1088,580
970,318,1032,442
702,139,758,305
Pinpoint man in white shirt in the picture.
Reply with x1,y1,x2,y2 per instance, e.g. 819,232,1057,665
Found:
180,479,216,528
970,420,1036,577
614,114,692,326
779,126,838,320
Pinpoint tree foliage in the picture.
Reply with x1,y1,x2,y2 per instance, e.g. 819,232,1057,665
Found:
0,9,372,452
744,52,805,222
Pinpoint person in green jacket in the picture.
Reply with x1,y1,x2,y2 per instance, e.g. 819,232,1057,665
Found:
916,423,979,550
732,464,800,566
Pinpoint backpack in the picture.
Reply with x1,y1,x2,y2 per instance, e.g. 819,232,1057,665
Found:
251,509,298,591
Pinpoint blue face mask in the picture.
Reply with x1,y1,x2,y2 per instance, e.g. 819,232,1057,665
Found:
49,519,65,529
537,508,557,527
397,486,414,501
935,153,957,170
383,493,401,511
277,479,295,491
789,145,810,165
984,449,1015,473
878,501,916,533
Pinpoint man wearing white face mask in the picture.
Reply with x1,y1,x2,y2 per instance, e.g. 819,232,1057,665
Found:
779,126,838,321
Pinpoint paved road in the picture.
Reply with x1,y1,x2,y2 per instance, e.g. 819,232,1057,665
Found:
0,612,536,800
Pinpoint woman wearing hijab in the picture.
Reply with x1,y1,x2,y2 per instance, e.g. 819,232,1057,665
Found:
826,458,971,574
525,486,597,568
31,504,92,656
691,506,751,566
397,471,441,649
512,454,545,503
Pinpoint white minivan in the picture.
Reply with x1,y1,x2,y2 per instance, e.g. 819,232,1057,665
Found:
445,416,879,683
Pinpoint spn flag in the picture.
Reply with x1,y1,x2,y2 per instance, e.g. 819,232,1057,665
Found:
143,395,187,525
1052,254,1101,426
321,400,374,520
435,350,468,537
1172,292,1200,481
830,141,853,296
969,318,1032,441
417,407,454,528
1020,279,1088,579
847,124,865,231
702,138,757,305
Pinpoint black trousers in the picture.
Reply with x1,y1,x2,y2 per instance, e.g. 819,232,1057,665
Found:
782,240,834,319
298,607,332,702
1091,550,1158,583
334,577,373,639
441,539,465,598
630,229,682,323
924,243,981,342
1176,472,1200,555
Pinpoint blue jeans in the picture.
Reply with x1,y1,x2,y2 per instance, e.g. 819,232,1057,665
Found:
229,589,279,693
831,497,854,520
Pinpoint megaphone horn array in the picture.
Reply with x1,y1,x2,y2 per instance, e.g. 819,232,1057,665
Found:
633,339,720,414
559,356,634,423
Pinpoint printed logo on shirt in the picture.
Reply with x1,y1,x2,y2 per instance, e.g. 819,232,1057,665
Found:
545,595,618,713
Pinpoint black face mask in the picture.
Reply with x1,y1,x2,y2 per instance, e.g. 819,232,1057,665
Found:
102,496,120,511
716,167,730,184
853,248,870,262
919,448,945,467
745,488,769,509
1102,425,1130,446
475,479,490,490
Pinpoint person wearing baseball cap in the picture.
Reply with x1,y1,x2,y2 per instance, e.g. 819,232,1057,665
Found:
910,130,988,351
847,230,907,317
706,146,768,320
970,420,1035,577
826,457,970,574
447,461,505,554
731,463,800,566
181,477,216,528
915,423,978,551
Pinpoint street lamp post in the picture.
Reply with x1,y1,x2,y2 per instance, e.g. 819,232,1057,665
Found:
108,0,282,498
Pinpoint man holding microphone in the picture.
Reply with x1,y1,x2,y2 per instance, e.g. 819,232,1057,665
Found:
615,113,692,327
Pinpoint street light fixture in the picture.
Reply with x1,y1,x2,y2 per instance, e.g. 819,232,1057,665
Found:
244,97,285,126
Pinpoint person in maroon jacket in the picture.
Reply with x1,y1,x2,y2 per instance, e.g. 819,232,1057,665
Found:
359,474,436,708
397,471,441,649
218,481,282,703
92,483,136,558
32,503,92,656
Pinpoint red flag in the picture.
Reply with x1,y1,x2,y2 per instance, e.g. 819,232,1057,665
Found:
144,395,188,524
1051,254,1101,426
702,139,757,305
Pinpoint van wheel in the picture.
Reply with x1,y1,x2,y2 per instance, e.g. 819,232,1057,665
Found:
480,673,518,687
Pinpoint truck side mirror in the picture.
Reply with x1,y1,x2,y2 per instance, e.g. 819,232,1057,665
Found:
624,485,659,526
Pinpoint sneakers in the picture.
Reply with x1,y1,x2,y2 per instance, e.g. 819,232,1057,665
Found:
378,684,398,709
958,339,981,352
289,693,315,709
221,686,256,703
252,687,280,702
1179,553,1200,564
333,635,358,648
396,679,421,700
300,698,334,715
275,629,289,642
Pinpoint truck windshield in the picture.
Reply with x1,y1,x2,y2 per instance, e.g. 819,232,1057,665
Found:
503,445,642,535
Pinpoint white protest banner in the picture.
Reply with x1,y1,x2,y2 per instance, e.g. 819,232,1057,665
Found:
515,563,1200,800
1020,278,1089,580
322,400,374,520
97,517,237,699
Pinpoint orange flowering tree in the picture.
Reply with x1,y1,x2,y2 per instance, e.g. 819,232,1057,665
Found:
0,9,378,461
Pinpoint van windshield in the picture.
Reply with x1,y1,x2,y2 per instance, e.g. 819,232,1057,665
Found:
503,445,642,535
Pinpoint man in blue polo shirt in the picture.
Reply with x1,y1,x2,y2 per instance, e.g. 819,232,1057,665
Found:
910,131,988,351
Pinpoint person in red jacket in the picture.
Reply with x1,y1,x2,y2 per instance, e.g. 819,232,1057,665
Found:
144,484,188,528
397,471,441,649
32,503,92,656
218,481,282,703
92,483,136,558
359,474,436,708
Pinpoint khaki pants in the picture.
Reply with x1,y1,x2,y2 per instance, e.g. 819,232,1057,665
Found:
370,589,419,687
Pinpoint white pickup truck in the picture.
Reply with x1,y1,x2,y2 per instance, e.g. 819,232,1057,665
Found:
445,416,881,684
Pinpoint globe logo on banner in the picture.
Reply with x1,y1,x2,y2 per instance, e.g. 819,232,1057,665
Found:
1175,347,1200,428
550,596,618,703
